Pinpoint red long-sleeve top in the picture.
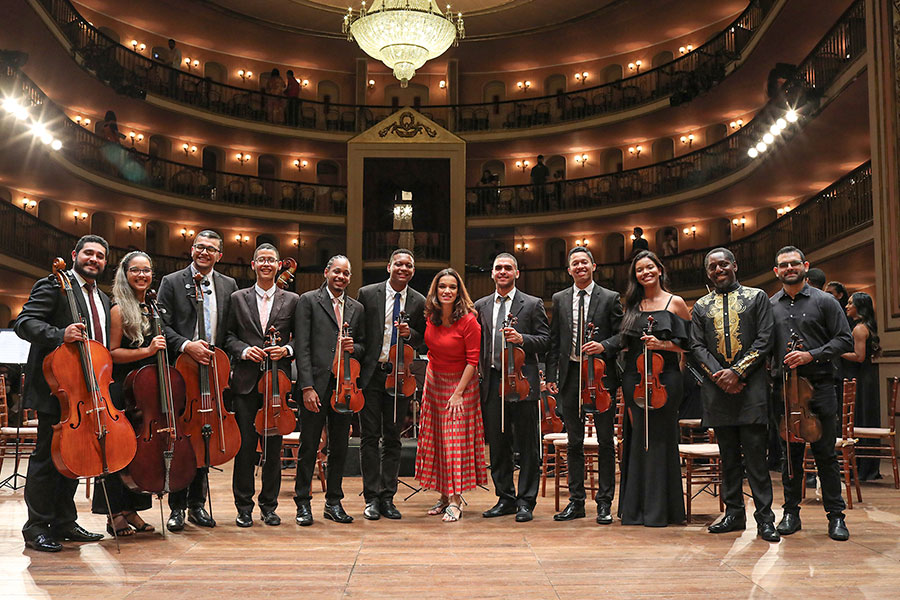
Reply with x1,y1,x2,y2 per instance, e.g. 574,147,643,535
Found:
424,312,481,373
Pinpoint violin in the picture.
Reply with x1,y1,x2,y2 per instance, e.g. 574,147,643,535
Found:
255,327,296,438
175,273,241,469
780,333,823,478
385,311,416,421
44,258,137,480
499,313,530,433
538,370,563,436
121,290,197,496
580,322,613,414
276,257,298,290
633,314,667,451
331,322,364,414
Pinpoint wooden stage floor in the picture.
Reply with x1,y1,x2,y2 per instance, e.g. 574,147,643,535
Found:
2,460,900,599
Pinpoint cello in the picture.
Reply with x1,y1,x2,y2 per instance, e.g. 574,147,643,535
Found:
331,322,364,414
385,311,416,422
780,334,822,478
633,315,667,451
121,291,197,516
276,257,298,290
499,313,530,432
580,322,613,414
538,370,563,436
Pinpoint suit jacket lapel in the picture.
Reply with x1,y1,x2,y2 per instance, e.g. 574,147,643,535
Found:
511,292,526,318
588,285,604,325
182,267,197,320
68,271,91,332
266,288,285,331
213,272,228,335
318,287,339,327
245,287,262,336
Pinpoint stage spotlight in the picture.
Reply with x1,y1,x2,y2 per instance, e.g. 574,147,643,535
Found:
785,109,798,123
755,142,767,153
747,148,758,158
762,133,774,144
51,139,62,151
775,118,787,129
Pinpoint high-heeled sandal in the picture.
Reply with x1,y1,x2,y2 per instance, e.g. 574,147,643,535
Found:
427,498,450,516
442,503,462,522
107,513,135,537
123,511,155,533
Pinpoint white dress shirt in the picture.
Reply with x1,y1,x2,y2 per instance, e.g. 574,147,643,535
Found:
72,270,107,346
491,287,517,364
379,281,408,362
570,280,595,361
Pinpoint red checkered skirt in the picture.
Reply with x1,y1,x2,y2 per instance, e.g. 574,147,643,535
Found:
415,365,487,496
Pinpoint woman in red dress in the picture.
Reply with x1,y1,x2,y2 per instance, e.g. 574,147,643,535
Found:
415,268,486,522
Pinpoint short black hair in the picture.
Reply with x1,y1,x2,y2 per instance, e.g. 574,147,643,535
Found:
633,227,643,236
567,246,595,265
806,268,826,289
194,229,223,249
493,252,518,269
253,243,279,261
826,281,847,298
389,248,415,264
775,245,805,263
75,234,109,256
537,154,544,160
705,247,736,265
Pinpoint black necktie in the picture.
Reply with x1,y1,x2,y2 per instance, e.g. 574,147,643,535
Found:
576,289,586,358
492,296,509,370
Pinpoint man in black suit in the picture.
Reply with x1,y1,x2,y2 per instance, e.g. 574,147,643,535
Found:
546,246,623,523
15,235,111,552
224,243,299,528
157,229,238,532
293,255,365,526
475,253,550,523
355,249,426,520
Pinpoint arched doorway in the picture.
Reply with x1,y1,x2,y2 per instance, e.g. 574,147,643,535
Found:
599,148,623,174
145,220,169,255
603,232,625,263
546,155,566,180
38,198,60,227
481,160,506,185
90,211,115,243
656,226,679,257
756,207,777,228
204,61,227,83
546,237,567,269
652,138,675,162
316,160,340,185
708,218,731,246
652,50,674,68
601,64,623,84
706,123,728,143
384,82,429,110
544,74,566,96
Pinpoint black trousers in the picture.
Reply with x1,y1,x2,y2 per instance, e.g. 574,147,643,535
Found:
22,409,79,540
483,369,540,508
168,470,208,511
294,381,351,506
780,381,846,518
713,424,775,525
232,391,284,513
360,369,409,503
558,362,616,507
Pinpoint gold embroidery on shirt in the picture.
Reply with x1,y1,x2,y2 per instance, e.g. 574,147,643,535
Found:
701,288,755,362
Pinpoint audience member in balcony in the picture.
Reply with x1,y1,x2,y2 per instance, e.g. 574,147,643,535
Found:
98,111,147,185
806,267,827,289
285,70,301,126
630,227,650,257
661,229,678,257
158,39,182,69
530,155,550,209
265,68,286,124
477,169,499,208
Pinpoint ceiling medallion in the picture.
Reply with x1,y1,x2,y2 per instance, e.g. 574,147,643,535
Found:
343,1,464,88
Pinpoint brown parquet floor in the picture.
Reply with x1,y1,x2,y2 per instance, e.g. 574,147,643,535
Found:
2,458,900,599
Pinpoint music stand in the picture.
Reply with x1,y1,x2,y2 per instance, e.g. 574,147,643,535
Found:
400,358,427,500
0,330,32,490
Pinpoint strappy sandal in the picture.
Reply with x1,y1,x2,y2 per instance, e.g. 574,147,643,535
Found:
107,513,135,537
427,498,450,516
124,511,155,533
442,503,462,522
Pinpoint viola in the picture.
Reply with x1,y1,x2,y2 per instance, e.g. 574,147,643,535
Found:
175,273,241,469
255,327,296,438
331,322,364,414
276,257,298,290
44,258,137,480
780,333,823,478
385,311,416,421
121,290,197,495
580,322,613,414
538,369,563,436
633,314,668,451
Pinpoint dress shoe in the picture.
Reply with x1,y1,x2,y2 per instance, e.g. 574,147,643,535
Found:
596,505,613,525
261,510,281,526
235,510,253,528
323,502,354,523
24,533,62,553
55,523,103,542
515,506,533,522
553,501,586,521
758,522,781,542
167,509,185,532
188,506,216,528
776,513,802,535
708,514,746,534
363,501,381,520
380,499,402,520
828,516,849,541
295,504,313,526
482,501,517,518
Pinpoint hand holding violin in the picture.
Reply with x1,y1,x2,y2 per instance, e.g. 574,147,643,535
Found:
395,320,410,339
783,350,813,369
502,326,523,345
244,346,267,362
640,334,670,351
184,339,215,365
582,340,605,355
265,345,289,361
340,335,355,354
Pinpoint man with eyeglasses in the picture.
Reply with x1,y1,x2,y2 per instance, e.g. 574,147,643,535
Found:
223,243,298,528
157,229,238,532
769,245,852,541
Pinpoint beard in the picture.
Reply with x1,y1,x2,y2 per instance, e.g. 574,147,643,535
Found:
73,258,104,280
778,267,806,285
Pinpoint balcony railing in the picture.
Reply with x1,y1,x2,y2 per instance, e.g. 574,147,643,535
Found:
465,0,866,218
0,66,347,216
362,231,450,262
466,161,873,299
33,0,778,134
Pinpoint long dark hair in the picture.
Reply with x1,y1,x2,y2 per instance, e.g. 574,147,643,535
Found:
621,250,669,333
424,268,474,326
850,292,881,357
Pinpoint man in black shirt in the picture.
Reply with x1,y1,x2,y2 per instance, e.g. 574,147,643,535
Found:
769,246,852,541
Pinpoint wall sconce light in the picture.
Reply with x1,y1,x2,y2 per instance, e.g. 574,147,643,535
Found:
678,44,693,54
776,206,792,216
130,40,146,52
293,158,309,171
127,219,142,233
575,238,590,247
367,79,375,89
301,78,309,88
238,69,253,82
627,60,642,72
628,145,642,157
236,152,251,165
235,234,250,246
439,80,446,89
729,119,744,129
682,225,697,239
183,143,197,155
574,71,589,84
74,115,91,127
292,238,299,247
731,216,747,230
574,153,589,166
184,58,199,71
73,209,88,224
679,134,695,147
515,160,530,172
128,131,144,146
517,80,531,92
22,197,37,211
515,242,530,252
180,227,196,241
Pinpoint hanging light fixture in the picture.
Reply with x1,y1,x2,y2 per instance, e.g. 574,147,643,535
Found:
343,1,464,88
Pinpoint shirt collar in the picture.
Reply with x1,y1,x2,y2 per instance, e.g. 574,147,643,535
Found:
715,282,741,294
327,287,344,303
573,281,595,296
190,263,215,281
775,283,811,301
72,270,90,289
386,280,407,300
255,283,276,299
495,287,516,303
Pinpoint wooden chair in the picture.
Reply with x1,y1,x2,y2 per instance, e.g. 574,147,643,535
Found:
1,375,38,488
540,432,567,498
854,377,900,488
282,430,327,493
678,418,708,444
678,429,724,523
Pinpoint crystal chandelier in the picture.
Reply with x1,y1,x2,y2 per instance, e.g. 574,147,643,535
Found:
343,1,464,88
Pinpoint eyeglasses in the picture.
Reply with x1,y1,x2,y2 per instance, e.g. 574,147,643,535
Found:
254,257,279,265
777,260,803,268
193,244,221,254
127,267,153,275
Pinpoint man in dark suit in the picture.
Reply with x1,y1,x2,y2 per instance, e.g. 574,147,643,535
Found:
475,253,550,523
157,229,238,532
355,249,426,520
545,246,623,523
293,255,365,526
15,235,111,552
224,243,299,528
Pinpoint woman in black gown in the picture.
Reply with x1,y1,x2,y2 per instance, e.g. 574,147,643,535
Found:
841,292,882,481
604,251,691,526
91,251,164,535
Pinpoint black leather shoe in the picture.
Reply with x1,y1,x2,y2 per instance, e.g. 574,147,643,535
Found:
363,501,381,520
515,506,533,522
188,506,216,528
261,510,281,526
776,513,802,535
758,522,781,542
295,504,313,526
708,514,747,533
56,523,103,542
482,501,517,518
323,502,354,523
167,509,185,532
596,505,613,525
24,533,62,552
553,501,586,521
235,510,253,528
828,516,849,541
380,499,402,520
